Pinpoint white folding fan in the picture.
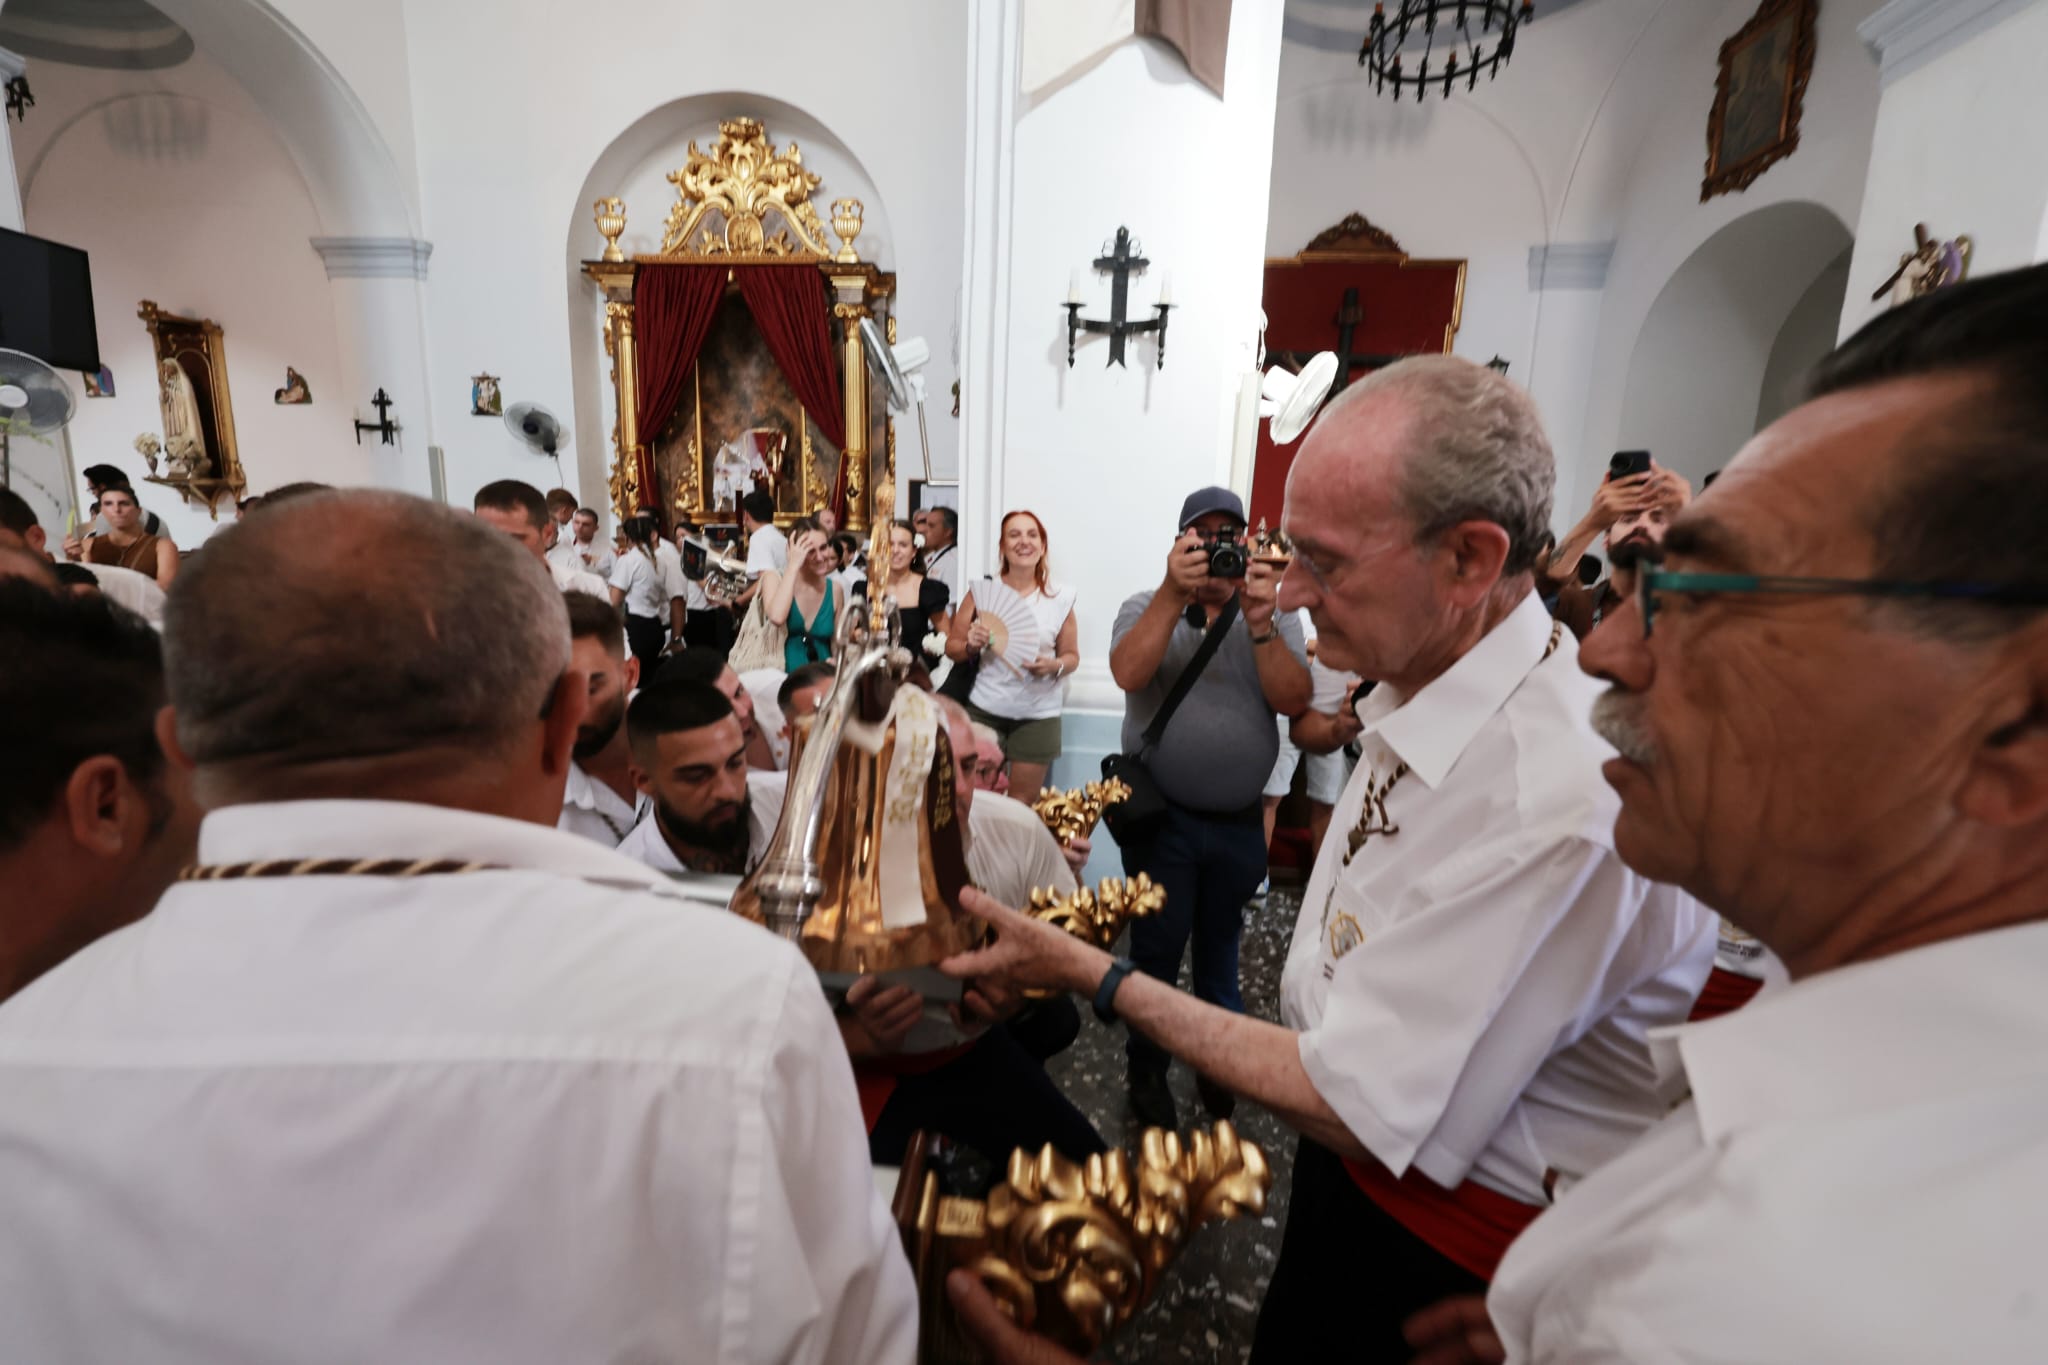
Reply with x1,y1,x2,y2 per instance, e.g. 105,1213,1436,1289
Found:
973,577,1041,677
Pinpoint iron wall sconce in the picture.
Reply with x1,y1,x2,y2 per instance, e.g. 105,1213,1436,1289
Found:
1065,227,1173,369
4,75,32,124
353,388,398,446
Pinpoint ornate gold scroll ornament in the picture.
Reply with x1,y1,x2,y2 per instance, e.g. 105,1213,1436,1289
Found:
1029,779,1133,847
659,117,836,258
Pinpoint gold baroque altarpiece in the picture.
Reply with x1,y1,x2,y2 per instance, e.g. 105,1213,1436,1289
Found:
582,117,896,533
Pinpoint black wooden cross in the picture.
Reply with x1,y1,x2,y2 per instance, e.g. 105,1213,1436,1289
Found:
1065,226,1173,369
353,388,398,446
1269,286,1406,391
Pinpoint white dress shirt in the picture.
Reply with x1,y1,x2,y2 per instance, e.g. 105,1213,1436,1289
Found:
80,560,167,627
742,667,793,770
609,548,669,620
557,759,648,845
569,532,616,578
1491,920,2048,1363
0,799,917,1365
747,523,789,575
965,791,1078,908
922,542,960,598
1281,592,1713,1203
614,770,787,878
548,554,611,601
545,528,581,574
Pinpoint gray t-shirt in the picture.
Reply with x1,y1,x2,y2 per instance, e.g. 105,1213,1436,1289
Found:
1112,590,1308,814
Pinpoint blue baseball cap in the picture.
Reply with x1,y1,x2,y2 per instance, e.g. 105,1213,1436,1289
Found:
1178,485,1246,531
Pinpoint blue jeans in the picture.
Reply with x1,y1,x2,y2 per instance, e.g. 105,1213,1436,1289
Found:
1121,801,1265,1072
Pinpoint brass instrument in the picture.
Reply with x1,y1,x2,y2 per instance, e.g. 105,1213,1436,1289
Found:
895,1123,1273,1363
1028,779,1131,847
678,534,755,603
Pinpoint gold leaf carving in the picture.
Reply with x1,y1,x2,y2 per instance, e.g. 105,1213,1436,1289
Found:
660,117,834,258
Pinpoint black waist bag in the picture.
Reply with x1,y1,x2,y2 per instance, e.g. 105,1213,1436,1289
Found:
1101,598,1238,845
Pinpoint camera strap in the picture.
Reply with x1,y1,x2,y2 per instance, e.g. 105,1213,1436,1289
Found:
1140,595,1241,753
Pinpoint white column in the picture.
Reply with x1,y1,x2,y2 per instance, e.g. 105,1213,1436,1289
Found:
311,237,436,496
0,48,25,232
955,0,1288,719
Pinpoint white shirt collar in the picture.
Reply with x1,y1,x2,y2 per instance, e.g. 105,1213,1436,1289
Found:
198,799,676,891
1363,591,1556,789
1651,921,2048,1144
561,761,646,819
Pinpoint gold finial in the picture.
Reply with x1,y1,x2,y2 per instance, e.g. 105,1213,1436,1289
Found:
1025,874,1165,949
831,197,864,263
594,197,627,262
1030,779,1133,847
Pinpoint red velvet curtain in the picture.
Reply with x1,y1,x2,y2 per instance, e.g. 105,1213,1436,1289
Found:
633,264,729,525
733,266,847,518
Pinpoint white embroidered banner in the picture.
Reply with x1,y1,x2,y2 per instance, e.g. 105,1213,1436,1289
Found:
878,686,941,929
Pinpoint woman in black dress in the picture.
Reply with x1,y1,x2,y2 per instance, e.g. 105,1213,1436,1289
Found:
870,518,950,668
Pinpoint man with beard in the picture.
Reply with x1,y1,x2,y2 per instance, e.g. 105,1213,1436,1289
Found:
1543,459,1689,640
615,681,785,879
555,591,648,846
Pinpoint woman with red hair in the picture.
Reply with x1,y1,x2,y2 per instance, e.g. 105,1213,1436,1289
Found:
944,509,1078,798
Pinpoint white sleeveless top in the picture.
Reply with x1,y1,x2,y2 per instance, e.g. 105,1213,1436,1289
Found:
967,578,1076,722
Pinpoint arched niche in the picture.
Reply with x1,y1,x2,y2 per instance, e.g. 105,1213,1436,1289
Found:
1616,200,1853,489
563,93,895,518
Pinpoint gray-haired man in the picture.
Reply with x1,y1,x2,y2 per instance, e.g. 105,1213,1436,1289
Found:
0,491,916,1363
943,358,1711,1362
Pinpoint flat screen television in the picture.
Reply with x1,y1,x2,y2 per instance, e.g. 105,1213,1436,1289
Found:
0,227,101,372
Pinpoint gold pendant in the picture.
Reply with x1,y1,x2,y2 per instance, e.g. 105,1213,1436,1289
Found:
1327,911,1365,961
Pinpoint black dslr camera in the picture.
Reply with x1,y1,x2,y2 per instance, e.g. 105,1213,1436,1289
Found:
1204,526,1249,580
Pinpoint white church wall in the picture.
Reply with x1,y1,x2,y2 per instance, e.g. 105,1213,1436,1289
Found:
1841,1,2048,340
1754,245,1851,433
1572,0,1884,519
1617,202,1853,490
395,0,968,516
964,0,1288,725
16,52,372,549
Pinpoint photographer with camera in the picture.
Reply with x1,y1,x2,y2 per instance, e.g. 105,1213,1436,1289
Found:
1107,487,1310,1130
1544,450,1690,639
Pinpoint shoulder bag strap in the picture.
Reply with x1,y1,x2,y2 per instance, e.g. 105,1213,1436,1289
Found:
1140,596,1240,751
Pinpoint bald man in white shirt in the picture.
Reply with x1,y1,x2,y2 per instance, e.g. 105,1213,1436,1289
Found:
942,357,1712,1362
0,490,916,1365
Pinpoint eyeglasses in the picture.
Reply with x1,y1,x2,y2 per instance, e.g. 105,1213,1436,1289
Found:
1631,557,2048,638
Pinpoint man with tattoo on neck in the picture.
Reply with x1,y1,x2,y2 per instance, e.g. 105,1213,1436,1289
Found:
614,681,785,880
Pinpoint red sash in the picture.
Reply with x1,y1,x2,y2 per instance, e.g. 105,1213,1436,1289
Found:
853,1042,977,1133
1688,966,1764,1023
1341,1155,1544,1281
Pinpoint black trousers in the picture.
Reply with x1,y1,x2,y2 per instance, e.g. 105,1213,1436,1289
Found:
1249,1137,1487,1364
624,612,666,668
867,1026,1106,1169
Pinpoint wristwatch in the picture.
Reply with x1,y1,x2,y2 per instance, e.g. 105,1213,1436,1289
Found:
1248,626,1279,645
1093,955,1140,1025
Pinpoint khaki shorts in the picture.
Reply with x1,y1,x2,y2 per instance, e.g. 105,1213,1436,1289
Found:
965,702,1063,766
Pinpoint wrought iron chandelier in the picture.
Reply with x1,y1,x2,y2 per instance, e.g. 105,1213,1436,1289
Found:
1359,0,1534,102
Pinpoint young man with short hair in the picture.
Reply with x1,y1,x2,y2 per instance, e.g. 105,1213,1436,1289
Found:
615,682,785,880
556,591,648,847
473,480,609,600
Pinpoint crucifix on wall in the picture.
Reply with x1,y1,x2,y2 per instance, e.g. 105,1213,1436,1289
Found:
1268,286,1404,391
1065,226,1174,369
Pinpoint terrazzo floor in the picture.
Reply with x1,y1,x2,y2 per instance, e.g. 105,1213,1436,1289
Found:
1041,883,1307,1364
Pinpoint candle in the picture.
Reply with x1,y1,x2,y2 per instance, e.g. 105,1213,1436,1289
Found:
1067,271,1082,305
1158,271,1175,307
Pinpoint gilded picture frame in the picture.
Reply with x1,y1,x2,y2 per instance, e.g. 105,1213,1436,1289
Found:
1701,0,1818,202
138,300,246,517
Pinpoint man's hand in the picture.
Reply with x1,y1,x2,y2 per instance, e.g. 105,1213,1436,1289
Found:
947,1271,1090,1365
940,888,1105,997
953,974,1021,1029
1164,530,1209,603
1243,557,1281,630
1403,1295,1507,1365
842,975,922,1056
1586,472,1653,534
1059,834,1091,879
1645,465,1692,512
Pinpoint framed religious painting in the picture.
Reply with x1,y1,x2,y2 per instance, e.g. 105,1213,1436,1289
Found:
1702,0,1818,201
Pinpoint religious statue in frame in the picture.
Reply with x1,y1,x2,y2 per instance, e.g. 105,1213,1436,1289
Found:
137,300,246,517
1702,0,1818,201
